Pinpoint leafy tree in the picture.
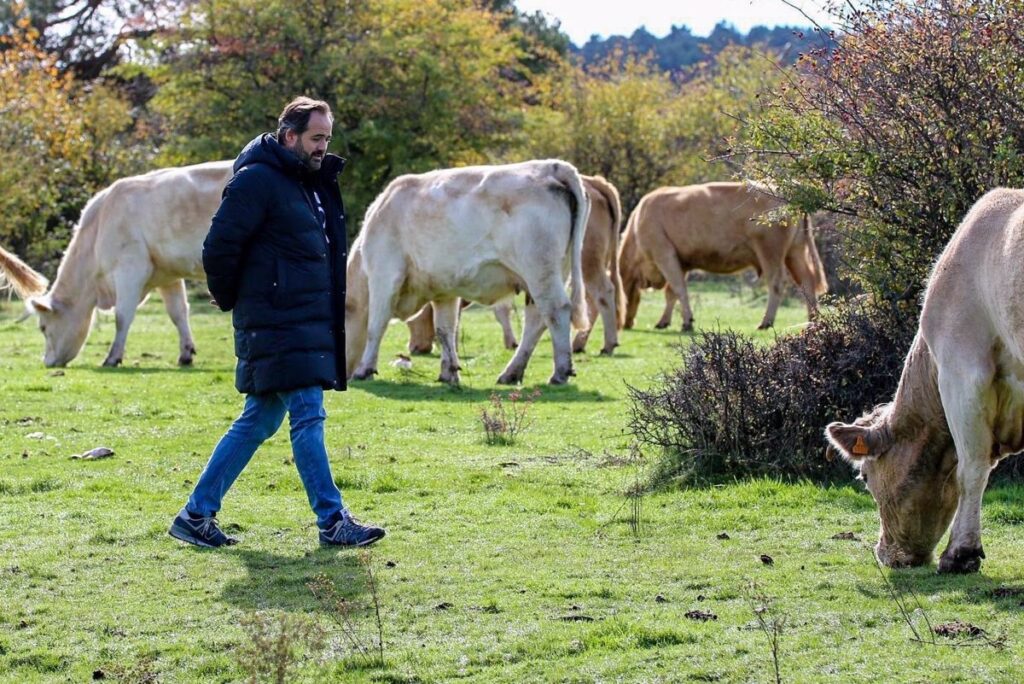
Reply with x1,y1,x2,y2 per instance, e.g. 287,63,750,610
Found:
139,0,534,233
0,10,145,272
0,0,170,79
577,21,825,74
517,46,783,213
517,51,690,213
739,0,1024,307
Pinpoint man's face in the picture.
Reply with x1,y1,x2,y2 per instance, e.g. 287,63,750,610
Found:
285,110,332,171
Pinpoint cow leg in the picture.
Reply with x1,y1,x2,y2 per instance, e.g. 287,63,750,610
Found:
758,268,786,330
937,368,995,574
525,279,575,384
571,296,598,354
647,249,693,332
352,268,402,381
433,298,461,385
750,242,787,330
158,280,196,366
406,303,435,355
785,251,820,322
624,284,641,330
103,269,151,367
493,300,518,350
655,287,678,330
497,302,547,385
574,273,618,355
597,274,621,355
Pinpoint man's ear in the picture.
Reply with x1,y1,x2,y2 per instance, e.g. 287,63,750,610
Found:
825,422,889,463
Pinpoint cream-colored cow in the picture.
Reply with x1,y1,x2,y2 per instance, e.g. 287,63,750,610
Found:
405,174,625,356
346,160,590,385
619,182,827,331
0,161,233,367
828,188,1024,574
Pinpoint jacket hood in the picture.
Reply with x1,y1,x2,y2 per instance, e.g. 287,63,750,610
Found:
234,133,345,182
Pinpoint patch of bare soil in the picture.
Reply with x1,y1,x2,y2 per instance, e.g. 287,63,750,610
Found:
933,620,985,638
685,609,718,622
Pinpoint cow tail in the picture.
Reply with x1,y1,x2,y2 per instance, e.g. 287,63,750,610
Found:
803,213,828,296
560,164,590,331
594,177,627,330
0,243,49,300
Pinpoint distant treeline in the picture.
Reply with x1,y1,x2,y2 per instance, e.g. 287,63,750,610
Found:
575,21,829,72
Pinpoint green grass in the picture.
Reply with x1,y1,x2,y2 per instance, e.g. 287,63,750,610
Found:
1,282,1023,682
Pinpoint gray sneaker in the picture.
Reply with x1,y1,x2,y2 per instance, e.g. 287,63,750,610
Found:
169,508,238,548
319,510,385,547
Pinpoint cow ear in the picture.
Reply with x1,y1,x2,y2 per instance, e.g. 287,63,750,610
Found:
28,295,55,313
825,422,888,463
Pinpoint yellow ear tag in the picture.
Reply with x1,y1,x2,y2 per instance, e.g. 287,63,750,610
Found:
852,435,870,456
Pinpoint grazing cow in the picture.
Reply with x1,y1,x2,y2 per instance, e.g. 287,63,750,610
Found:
0,161,233,367
619,182,827,331
827,188,1024,574
405,174,625,356
346,159,590,385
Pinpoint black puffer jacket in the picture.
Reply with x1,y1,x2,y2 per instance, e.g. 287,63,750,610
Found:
203,133,347,394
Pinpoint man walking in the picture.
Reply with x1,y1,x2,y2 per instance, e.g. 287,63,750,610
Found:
169,96,384,548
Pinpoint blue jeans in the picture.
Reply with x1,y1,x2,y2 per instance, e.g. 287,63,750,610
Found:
187,386,344,529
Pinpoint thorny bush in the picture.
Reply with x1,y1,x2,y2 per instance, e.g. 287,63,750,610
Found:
628,302,915,485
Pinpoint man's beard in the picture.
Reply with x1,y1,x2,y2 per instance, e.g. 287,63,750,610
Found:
288,142,323,171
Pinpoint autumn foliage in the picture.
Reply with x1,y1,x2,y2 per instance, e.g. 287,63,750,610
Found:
0,7,144,272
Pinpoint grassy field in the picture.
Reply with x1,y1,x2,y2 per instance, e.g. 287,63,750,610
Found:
2,282,1023,683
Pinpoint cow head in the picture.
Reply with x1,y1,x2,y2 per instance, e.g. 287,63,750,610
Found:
826,405,958,568
28,294,93,368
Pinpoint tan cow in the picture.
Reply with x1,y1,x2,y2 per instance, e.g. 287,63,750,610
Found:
827,188,1024,574
405,174,625,355
619,182,827,331
0,161,233,367
346,159,590,385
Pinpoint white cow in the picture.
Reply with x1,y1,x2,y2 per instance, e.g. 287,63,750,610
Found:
0,161,233,367
827,188,1024,573
346,160,590,385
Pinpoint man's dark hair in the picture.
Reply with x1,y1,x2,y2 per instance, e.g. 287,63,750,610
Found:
276,96,333,142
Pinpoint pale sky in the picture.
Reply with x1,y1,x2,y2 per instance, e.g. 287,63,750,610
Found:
514,0,833,45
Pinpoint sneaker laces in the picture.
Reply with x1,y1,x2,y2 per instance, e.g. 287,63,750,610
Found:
196,516,222,537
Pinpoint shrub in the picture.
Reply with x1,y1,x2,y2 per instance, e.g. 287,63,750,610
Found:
0,10,147,274
739,0,1024,307
480,389,540,446
628,302,915,485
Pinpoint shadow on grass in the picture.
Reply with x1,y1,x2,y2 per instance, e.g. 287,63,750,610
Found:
219,547,369,613
852,537,1024,613
351,379,610,403
73,365,221,377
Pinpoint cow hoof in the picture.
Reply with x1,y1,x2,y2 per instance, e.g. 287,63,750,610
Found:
178,355,194,366
437,375,460,386
408,346,433,356
938,546,985,574
572,346,586,354
624,322,635,330
681,321,694,333
599,347,614,356
496,371,522,385
654,321,670,330
352,368,377,381
102,357,122,368
757,322,773,330
548,375,568,385
505,342,518,350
